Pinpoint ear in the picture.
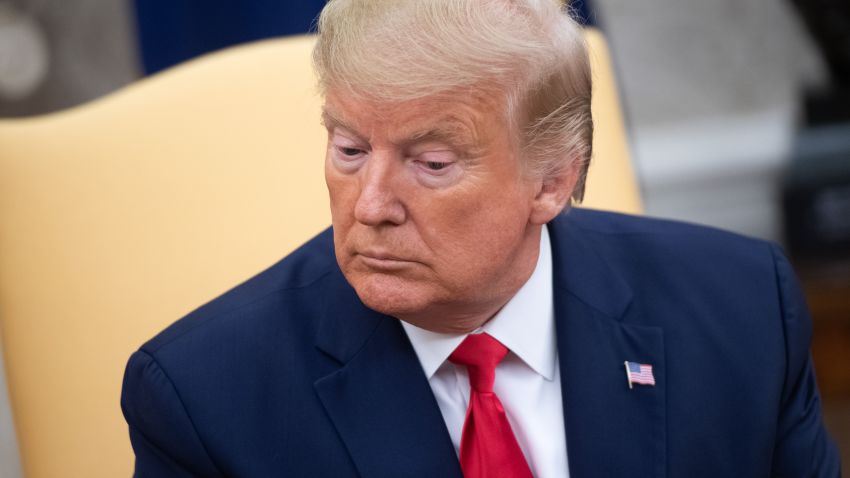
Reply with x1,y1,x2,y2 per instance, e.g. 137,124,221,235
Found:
528,162,580,225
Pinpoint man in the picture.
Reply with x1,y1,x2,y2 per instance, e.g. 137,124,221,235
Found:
121,0,840,476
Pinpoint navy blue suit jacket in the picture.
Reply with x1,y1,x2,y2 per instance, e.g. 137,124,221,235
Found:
121,209,840,477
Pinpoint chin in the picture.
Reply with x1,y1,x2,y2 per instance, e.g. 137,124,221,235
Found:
347,271,434,318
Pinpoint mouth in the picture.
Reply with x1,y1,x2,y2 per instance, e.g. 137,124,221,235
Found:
356,251,415,270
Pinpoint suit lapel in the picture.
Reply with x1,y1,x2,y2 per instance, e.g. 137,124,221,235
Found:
549,214,667,478
313,268,462,478
311,211,667,478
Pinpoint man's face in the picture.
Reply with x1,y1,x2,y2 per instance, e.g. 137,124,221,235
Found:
323,89,551,332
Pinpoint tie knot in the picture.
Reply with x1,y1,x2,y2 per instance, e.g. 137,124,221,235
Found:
449,333,508,393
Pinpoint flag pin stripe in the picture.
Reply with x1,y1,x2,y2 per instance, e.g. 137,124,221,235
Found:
624,361,655,389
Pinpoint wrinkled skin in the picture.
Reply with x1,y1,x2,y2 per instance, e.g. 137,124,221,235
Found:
323,89,576,333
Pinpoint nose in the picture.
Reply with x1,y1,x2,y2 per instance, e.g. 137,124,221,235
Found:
353,152,406,226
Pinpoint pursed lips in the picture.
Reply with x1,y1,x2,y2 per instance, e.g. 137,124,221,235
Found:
358,250,407,261
356,250,417,269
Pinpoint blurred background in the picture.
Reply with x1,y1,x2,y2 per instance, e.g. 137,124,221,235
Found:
0,0,847,475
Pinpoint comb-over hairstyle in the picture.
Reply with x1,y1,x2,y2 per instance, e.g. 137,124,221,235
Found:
313,0,593,202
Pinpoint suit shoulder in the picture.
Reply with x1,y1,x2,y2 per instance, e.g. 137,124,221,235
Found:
562,207,773,254
558,208,780,290
140,227,336,354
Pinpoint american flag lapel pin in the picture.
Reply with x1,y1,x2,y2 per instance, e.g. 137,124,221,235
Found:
624,361,655,389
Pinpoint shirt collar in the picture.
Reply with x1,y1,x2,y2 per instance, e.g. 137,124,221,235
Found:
401,227,557,381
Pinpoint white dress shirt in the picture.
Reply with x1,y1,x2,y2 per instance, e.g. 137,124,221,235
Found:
401,227,569,478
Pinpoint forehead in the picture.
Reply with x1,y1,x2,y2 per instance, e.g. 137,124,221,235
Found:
321,89,509,145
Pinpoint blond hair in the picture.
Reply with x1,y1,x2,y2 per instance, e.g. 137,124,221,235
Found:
313,0,592,202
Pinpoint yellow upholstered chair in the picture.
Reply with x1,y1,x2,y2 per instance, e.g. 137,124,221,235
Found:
0,30,640,477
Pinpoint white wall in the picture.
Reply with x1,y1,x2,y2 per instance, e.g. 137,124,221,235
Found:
593,0,827,241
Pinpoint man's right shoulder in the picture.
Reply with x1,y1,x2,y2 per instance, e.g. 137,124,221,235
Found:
139,227,338,356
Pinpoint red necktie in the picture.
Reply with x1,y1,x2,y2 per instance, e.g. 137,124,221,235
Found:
449,333,534,478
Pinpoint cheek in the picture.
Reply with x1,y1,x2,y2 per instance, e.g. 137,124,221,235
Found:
325,161,357,225
326,168,358,271
419,184,530,272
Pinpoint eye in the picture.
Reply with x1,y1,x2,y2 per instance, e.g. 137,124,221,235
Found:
424,161,449,171
414,159,454,175
337,146,364,158
329,134,367,173
411,149,458,182
414,151,455,172
330,130,367,162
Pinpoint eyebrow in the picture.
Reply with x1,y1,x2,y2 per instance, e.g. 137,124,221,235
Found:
321,108,480,154
321,109,362,138
407,124,478,152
